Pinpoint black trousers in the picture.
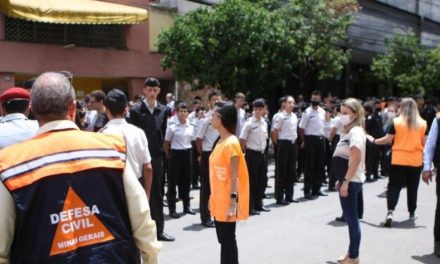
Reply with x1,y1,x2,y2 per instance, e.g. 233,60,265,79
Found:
366,141,381,179
304,135,325,195
245,149,265,210
276,140,297,201
324,138,332,183
387,165,422,213
200,151,212,223
215,221,238,264
191,141,200,188
151,156,165,235
167,149,192,213
435,165,440,242
329,135,340,189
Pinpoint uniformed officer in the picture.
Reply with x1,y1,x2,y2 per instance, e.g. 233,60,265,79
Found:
127,77,175,242
164,102,196,218
299,90,328,199
0,87,38,149
196,90,221,228
272,95,300,205
235,92,247,136
240,99,269,214
190,105,205,189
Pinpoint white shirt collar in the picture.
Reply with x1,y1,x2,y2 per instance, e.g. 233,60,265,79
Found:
143,99,157,109
37,120,79,135
1,113,28,122
105,118,127,126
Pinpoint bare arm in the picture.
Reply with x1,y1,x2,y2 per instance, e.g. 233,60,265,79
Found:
373,134,394,145
271,129,279,146
329,127,336,142
196,138,203,155
143,163,153,200
299,128,305,144
163,140,171,158
239,139,247,153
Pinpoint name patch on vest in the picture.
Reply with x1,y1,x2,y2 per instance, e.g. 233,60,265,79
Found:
49,187,115,256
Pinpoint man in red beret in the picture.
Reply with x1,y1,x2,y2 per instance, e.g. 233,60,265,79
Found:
0,87,39,149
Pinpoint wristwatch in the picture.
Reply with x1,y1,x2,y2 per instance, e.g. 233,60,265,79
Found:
230,192,238,199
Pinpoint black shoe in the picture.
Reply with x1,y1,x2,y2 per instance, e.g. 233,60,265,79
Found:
286,198,299,203
257,206,271,212
304,194,314,200
384,211,393,228
169,211,180,219
335,216,345,222
184,207,196,215
327,187,337,192
366,177,375,183
313,191,328,197
158,232,175,242
250,209,260,215
435,241,440,257
202,220,215,228
192,185,200,190
276,200,289,206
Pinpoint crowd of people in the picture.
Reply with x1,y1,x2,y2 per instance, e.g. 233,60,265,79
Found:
1,72,440,263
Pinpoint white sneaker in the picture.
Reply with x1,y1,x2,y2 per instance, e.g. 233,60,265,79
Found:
409,212,418,220
384,211,393,227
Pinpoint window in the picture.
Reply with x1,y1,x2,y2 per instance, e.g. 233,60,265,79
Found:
4,16,126,50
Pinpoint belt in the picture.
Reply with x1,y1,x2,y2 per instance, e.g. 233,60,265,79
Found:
305,135,325,140
246,148,265,154
171,148,192,152
278,139,296,144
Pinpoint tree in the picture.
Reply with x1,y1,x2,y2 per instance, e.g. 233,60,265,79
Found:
158,0,358,97
371,33,428,96
279,0,358,92
158,0,287,97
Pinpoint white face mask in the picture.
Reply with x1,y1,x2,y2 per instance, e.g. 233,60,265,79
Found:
340,114,352,126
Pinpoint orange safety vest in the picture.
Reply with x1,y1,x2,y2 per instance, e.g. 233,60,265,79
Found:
209,136,249,222
0,128,141,263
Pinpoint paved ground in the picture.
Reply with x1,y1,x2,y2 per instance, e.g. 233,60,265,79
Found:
159,163,439,264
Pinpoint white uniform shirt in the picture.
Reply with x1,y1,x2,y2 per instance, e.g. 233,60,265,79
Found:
196,110,219,152
324,118,333,139
236,108,246,136
239,116,268,151
332,115,345,137
299,106,325,136
99,118,151,179
84,110,97,131
271,111,283,131
165,120,194,150
273,111,298,142
0,113,39,149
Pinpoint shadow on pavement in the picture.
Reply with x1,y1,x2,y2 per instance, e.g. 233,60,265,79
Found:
361,219,426,229
182,223,208,232
325,261,338,264
411,253,439,264
327,220,346,227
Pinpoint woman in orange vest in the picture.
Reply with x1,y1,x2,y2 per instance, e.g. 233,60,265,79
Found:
372,97,427,227
209,101,249,264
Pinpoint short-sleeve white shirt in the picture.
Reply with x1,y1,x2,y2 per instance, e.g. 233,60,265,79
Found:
196,110,219,151
239,116,268,151
332,115,345,137
299,106,325,136
100,118,151,179
333,126,366,183
273,111,298,142
165,120,194,150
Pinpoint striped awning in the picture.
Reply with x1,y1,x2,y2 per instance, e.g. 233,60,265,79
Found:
0,0,148,24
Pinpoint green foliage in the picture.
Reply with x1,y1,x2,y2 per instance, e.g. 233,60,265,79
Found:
279,0,355,89
370,33,439,96
158,0,357,97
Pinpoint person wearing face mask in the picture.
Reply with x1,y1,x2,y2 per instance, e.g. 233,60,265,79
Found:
365,100,384,182
333,98,366,264
299,90,328,199
370,97,427,228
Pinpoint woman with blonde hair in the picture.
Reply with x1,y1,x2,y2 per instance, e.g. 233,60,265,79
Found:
333,98,366,264
372,97,426,227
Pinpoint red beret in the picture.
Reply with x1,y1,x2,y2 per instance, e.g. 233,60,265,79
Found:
0,87,30,103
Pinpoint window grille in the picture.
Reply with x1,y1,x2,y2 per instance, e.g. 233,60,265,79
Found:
4,16,126,50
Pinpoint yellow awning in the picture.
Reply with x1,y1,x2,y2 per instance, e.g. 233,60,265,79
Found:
0,0,148,24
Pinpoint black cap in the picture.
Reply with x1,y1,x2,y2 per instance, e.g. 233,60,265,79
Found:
144,77,160,87
105,89,127,106
253,98,266,107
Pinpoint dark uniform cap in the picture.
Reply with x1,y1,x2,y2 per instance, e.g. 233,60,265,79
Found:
253,98,266,108
0,87,30,103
